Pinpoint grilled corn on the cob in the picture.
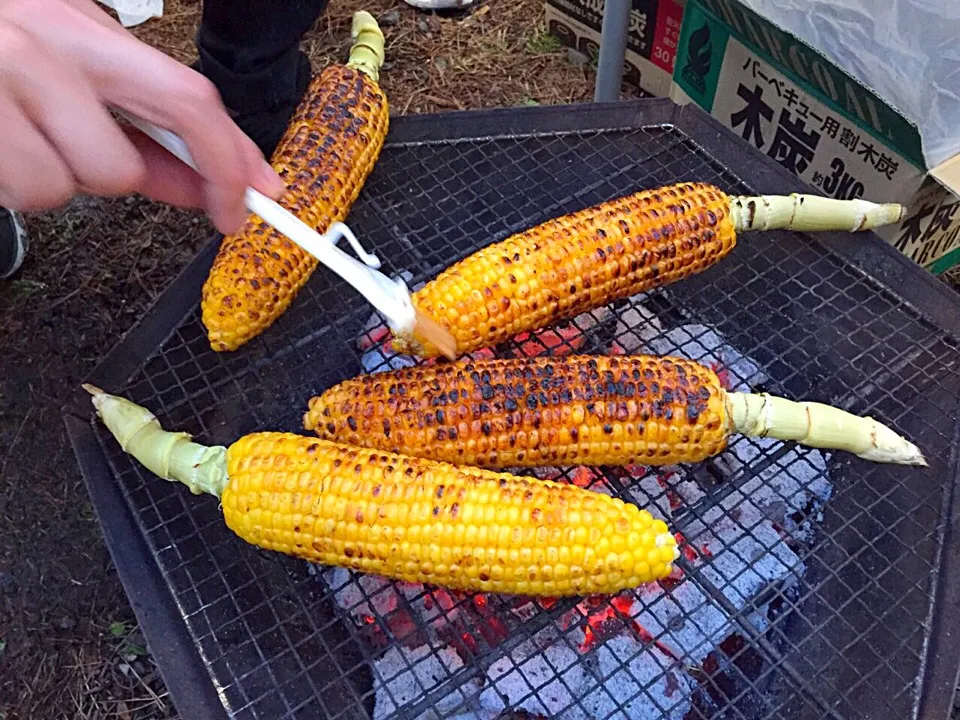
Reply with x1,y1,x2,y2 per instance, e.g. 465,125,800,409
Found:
85,385,679,597
201,12,389,352
389,184,905,358
304,355,927,467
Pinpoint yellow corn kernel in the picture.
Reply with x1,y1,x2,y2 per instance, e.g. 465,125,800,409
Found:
220,432,677,596
389,182,904,359
304,354,730,467
201,25,389,352
390,182,734,357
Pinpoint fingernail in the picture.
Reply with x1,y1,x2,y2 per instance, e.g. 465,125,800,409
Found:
261,162,285,198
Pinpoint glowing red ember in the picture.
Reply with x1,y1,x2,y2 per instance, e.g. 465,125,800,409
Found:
511,320,587,358
656,472,684,510
710,360,733,390
358,325,390,351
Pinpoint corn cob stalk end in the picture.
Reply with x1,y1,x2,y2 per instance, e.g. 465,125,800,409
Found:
730,193,905,233
83,384,229,495
724,390,927,466
347,11,386,84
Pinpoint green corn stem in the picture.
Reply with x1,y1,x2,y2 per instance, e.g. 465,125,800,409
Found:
346,11,386,84
84,384,228,497
730,193,905,233
724,390,927,466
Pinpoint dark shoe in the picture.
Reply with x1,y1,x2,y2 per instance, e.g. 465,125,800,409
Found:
0,209,27,280
191,48,312,158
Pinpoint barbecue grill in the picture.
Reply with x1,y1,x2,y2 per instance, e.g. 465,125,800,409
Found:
65,99,960,720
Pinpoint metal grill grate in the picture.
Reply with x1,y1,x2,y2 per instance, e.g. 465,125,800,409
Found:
67,100,960,720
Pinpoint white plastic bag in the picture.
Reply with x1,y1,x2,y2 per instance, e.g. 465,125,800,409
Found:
738,0,960,170
96,0,162,27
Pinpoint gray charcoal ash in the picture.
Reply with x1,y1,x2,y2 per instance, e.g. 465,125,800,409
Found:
372,643,473,720
479,632,588,719
581,638,693,720
611,299,663,354
630,582,730,664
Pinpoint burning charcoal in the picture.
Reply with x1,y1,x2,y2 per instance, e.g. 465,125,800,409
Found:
509,600,541,623
610,299,663,355
581,638,693,719
321,567,396,618
624,471,703,523
715,437,832,537
460,347,497,362
695,507,805,609
528,467,616,495
507,307,614,359
431,676,485,717
630,581,729,664
654,469,706,511
319,568,433,647
372,644,471,719
643,325,766,392
361,340,418,374
398,585,462,629
356,316,391,352
479,634,587,718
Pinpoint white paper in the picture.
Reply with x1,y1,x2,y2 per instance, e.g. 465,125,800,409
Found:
738,0,960,170
96,0,162,27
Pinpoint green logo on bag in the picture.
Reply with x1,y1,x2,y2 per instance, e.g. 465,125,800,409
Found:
681,22,713,94
674,3,728,110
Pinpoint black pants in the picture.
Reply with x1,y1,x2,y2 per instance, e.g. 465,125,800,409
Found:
196,0,330,114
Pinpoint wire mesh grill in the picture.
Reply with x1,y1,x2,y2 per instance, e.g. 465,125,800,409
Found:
75,105,960,720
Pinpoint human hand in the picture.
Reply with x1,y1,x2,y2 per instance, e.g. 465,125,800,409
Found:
0,0,284,234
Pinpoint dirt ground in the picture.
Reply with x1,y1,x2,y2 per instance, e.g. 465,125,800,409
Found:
0,1,957,719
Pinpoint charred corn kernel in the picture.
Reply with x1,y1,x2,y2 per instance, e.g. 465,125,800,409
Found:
201,13,389,352
305,354,729,467
85,386,680,596
389,182,905,358
303,353,927,467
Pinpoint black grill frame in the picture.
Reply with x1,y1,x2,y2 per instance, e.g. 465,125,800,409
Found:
65,99,960,720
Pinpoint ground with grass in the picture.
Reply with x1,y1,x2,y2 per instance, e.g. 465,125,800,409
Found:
0,1,958,719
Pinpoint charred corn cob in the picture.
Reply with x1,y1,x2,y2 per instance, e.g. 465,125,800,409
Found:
85,385,679,597
201,12,389,352
389,184,905,358
304,354,926,467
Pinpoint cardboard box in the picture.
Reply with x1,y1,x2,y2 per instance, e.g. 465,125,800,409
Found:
669,0,960,274
545,0,686,98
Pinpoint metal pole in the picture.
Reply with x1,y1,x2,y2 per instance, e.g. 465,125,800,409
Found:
593,0,631,102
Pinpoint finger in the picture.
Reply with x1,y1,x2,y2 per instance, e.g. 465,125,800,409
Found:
123,126,207,209
201,121,286,231
0,93,75,211
4,1,274,231
2,28,147,198
10,4,284,231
